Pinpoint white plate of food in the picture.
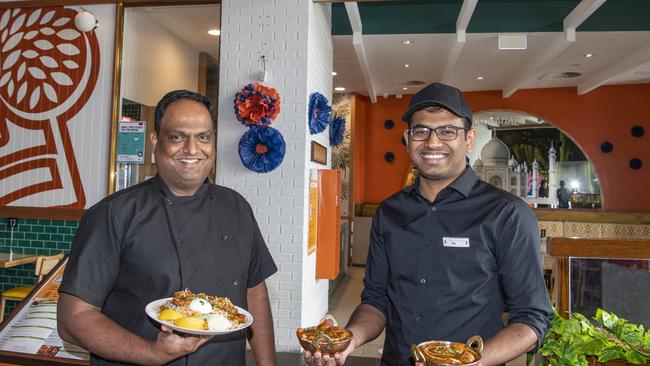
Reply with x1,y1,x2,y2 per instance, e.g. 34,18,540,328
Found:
145,290,253,336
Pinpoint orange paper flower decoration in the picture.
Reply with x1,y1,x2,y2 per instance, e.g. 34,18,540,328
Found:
234,83,281,126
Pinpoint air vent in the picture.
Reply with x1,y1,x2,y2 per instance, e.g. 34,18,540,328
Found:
539,71,583,80
560,71,582,78
404,80,425,85
393,79,426,86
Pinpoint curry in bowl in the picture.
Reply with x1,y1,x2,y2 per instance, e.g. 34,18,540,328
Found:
296,315,352,354
411,335,483,365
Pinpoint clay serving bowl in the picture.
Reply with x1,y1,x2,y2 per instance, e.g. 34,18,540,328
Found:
411,335,483,366
296,315,353,354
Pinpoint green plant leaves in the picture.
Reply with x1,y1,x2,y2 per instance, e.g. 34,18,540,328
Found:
540,309,650,366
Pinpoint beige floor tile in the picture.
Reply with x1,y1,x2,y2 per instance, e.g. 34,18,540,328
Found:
350,345,365,357
506,353,528,366
329,267,384,359
361,344,383,358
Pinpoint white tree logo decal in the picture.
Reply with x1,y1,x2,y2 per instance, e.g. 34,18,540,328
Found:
0,7,100,207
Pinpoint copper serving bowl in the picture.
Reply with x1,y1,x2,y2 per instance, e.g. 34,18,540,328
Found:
411,335,483,366
296,315,353,354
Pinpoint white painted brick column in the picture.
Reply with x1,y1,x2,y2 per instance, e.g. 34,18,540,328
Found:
217,0,333,352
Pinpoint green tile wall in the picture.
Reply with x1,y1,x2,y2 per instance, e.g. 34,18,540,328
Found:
0,217,77,317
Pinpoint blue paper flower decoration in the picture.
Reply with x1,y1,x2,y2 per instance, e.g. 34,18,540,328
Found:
308,92,331,135
238,125,286,173
329,115,346,147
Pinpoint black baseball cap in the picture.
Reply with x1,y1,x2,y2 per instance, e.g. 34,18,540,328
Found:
402,82,473,127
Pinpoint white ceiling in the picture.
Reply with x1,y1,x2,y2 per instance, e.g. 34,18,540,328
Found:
128,4,221,61
332,2,650,100
333,31,650,98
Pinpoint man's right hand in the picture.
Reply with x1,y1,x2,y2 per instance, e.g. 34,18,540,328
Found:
150,325,213,365
302,341,356,366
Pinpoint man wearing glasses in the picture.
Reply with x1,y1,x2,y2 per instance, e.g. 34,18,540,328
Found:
305,82,553,366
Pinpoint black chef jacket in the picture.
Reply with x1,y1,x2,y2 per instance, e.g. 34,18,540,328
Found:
60,175,277,366
362,167,553,366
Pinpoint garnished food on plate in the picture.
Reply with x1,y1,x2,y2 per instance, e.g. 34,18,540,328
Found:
157,289,247,331
296,315,352,354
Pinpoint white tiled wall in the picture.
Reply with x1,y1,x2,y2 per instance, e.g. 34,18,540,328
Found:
302,0,333,342
217,0,332,352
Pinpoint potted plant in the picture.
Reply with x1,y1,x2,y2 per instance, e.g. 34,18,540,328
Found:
539,309,650,366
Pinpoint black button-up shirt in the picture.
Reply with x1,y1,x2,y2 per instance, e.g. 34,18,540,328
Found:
60,175,277,366
362,167,553,365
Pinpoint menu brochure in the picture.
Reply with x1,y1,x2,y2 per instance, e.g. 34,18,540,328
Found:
0,258,90,364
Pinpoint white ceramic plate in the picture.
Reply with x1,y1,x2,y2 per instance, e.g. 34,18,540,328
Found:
145,297,253,336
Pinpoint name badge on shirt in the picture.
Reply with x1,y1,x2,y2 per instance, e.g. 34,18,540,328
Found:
443,237,470,248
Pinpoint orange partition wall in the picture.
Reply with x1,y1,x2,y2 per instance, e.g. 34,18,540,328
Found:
353,84,650,211
316,169,341,279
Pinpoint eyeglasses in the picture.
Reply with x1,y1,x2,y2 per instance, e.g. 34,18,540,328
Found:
407,125,468,141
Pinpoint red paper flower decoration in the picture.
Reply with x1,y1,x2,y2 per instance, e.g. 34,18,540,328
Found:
234,83,281,126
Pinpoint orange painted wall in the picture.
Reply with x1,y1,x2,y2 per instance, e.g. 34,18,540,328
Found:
352,94,368,204
355,84,650,211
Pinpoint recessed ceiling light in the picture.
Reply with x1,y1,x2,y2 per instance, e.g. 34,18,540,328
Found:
334,87,346,91
476,76,485,80
402,39,414,45
585,53,593,58
208,29,221,36
402,87,408,90
404,64,410,68
332,71,338,76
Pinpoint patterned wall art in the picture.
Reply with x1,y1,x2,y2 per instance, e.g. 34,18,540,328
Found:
0,7,100,207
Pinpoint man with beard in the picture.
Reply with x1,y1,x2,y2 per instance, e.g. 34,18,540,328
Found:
305,82,553,366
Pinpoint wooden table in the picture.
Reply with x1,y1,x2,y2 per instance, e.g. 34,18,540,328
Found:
0,253,38,269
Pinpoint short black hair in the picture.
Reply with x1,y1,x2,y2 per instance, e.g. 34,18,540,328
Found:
154,90,215,134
